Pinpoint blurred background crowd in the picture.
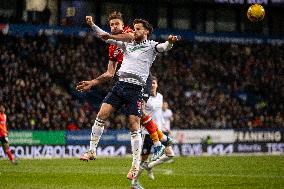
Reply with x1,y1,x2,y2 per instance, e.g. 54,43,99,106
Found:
1,33,283,130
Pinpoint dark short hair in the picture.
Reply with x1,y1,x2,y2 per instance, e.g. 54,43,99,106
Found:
133,19,153,37
151,76,158,82
108,11,123,22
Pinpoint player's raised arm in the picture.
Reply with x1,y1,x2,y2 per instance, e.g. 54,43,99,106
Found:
98,32,134,43
155,35,179,52
86,16,134,43
86,16,109,37
99,36,126,50
102,32,134,42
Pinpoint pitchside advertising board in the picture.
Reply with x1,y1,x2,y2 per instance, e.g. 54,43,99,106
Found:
65,130,131,145
1,143,283,158
1,129,283,158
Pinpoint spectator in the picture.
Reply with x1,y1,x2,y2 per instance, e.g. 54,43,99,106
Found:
0,33,283,130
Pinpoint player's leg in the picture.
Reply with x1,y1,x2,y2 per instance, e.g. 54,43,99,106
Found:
131,154,148,189
140,135,155,180
141,105,165,161
144,117,173,147
80,102,116,161
130,181,144,189
131,134,151,188
125,85,144,180
141,75,165,148
144,132,175,175
141,113,163,146
147,145,175,169
143,118,171,145
1,138,16,164
141,74,168,150
156,129,173,146
80,85,121,161
127,114,143,180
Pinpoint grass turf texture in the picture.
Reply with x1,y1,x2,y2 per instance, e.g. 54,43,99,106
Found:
1,156,283,189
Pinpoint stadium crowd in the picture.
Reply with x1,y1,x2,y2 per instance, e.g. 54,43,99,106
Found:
0,33,283,130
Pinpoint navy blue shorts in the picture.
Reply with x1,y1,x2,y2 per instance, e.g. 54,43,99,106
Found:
142,75,152,102
103,81,143,117
0,136,8,144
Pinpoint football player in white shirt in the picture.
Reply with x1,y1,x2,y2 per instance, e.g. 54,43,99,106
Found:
84,13,172,162
131,76,175,189
77,18,178,180
162,101,173,134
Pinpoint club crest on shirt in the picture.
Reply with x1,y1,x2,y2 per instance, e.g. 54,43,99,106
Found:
128,45,146,53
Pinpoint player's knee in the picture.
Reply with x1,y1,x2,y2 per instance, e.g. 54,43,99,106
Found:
128,116,140,132
97,103,114,120
97,110,110,121
96,114,107,122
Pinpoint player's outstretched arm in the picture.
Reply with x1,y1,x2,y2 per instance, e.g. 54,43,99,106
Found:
94,60,117,83
99,36,126,50
76,60,117,92
100,32,134,42
86,16,109,37
155,35,179,52
76,80,96,92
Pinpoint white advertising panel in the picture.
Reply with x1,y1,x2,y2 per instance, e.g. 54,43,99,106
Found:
172,130,235,144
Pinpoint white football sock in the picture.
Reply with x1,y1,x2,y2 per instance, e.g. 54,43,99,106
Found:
153,141,162,147
89,118,105,151
132,161,146,183
160,134,168,142
131,130,142,168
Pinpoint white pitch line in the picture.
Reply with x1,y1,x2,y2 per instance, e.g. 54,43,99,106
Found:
187,173,284,179
157,169,284,179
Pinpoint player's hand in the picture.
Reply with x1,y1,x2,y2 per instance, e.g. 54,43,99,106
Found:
98,32,111,40
168,35,179,44
86,16,94,26
76,80,94,92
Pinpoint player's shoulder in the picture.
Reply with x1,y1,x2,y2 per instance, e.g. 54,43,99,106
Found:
157,92,163,98
148,39,158,44
167,109,173,114
147,40,159,49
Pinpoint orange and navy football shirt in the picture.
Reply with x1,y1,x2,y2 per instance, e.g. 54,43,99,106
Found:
108,26,133,65
0,113,7,137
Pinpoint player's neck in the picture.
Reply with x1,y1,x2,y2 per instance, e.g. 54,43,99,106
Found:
151,91,157,96
135,36,147,43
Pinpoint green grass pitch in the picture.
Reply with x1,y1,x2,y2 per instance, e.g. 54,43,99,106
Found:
1,155,283,189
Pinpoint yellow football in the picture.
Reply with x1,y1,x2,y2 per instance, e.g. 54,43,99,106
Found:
247,4,265,22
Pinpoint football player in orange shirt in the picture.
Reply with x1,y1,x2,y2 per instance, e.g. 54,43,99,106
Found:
0,104,16,164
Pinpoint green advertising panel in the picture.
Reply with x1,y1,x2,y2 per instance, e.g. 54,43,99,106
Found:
9,131,65,145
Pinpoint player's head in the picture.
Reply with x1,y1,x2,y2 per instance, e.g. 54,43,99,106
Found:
151,76,158,95
133,19,153,42
108,11,124,35
0,104,5,113
162,101,169,110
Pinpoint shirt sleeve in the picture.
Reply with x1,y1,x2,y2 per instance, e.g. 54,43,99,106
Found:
155,41,173,53
91,24,109,37
168,110,173,118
